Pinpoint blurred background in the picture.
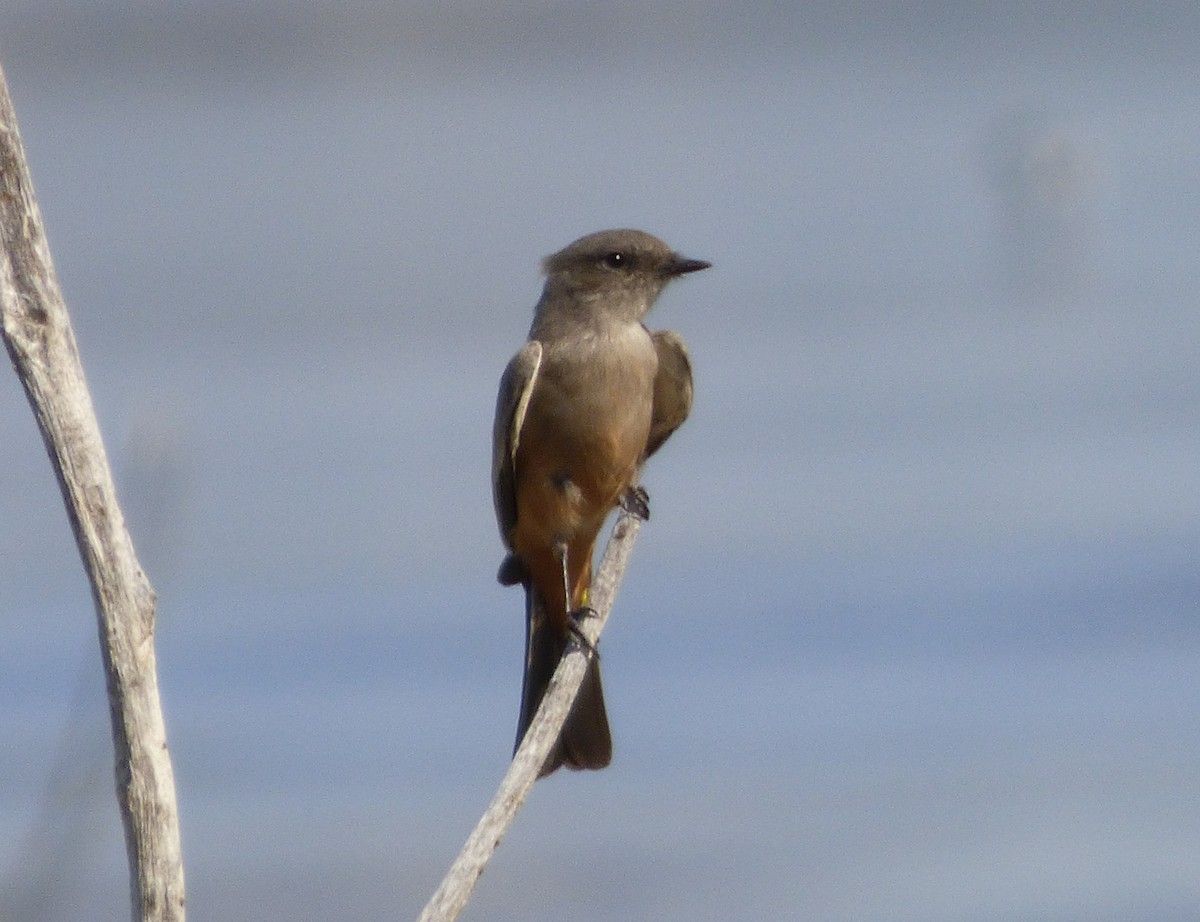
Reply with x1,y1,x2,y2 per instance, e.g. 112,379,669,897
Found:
2,2,1199,920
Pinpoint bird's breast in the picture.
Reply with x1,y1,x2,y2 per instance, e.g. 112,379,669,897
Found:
514,323,656,536
535,324,657,443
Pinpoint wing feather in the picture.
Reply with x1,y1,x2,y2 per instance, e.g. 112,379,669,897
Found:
492,340,543,544
644,329,693,461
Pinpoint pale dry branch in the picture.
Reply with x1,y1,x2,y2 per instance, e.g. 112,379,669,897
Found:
0,61,185,922
416,509,643,922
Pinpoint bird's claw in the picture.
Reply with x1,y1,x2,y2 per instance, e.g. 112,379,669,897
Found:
620,484,650,521
567,606,600,656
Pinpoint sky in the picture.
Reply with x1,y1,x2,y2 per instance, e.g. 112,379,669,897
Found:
2,3,1200,921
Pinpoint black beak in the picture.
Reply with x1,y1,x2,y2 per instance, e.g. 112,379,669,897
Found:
666,254,712,276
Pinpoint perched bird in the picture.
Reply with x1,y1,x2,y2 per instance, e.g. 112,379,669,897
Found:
492,228,708,776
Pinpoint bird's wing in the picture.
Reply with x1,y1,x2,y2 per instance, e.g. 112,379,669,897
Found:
492,339,543,544
644,329,693,461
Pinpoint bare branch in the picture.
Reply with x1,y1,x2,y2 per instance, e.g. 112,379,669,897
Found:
416,510,643,922
0,61,186,922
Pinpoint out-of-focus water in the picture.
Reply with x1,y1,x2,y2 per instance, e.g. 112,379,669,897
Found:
2,4,1199,920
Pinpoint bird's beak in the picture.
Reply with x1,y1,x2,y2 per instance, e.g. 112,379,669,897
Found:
666,255,712,276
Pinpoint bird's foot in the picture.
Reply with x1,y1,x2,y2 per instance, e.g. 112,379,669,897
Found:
620,484,651,521
567,606,600,657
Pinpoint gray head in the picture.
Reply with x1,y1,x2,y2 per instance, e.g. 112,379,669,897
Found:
536,228,710,323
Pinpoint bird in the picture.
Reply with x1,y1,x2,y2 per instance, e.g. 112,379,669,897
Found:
491,228,708,776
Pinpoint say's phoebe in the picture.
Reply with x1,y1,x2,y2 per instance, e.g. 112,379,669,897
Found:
492,228,709,776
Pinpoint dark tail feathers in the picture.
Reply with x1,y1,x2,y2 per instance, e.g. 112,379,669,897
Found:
515,585,612,777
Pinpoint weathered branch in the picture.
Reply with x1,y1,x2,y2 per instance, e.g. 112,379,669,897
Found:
416,510,643,922
0,61,186,922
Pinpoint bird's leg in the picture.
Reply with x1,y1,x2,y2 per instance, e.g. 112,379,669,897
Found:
620,484,651,521
553,539,598,656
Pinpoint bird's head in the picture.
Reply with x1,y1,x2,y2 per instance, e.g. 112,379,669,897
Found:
538,228,710,323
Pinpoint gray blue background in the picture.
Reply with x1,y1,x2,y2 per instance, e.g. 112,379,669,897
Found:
2,3,1199,920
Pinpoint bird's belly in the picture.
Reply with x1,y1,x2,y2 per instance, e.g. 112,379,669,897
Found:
513,380,651,546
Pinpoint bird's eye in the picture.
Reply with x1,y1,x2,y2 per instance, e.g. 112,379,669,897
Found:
602,251,625,269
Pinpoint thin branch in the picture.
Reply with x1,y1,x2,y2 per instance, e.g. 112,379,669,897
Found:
0,61,186,922
416,510,643,922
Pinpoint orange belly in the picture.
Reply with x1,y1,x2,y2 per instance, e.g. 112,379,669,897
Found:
510,376,650,625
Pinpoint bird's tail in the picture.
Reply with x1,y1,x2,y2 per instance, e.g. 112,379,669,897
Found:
515,584,612,777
